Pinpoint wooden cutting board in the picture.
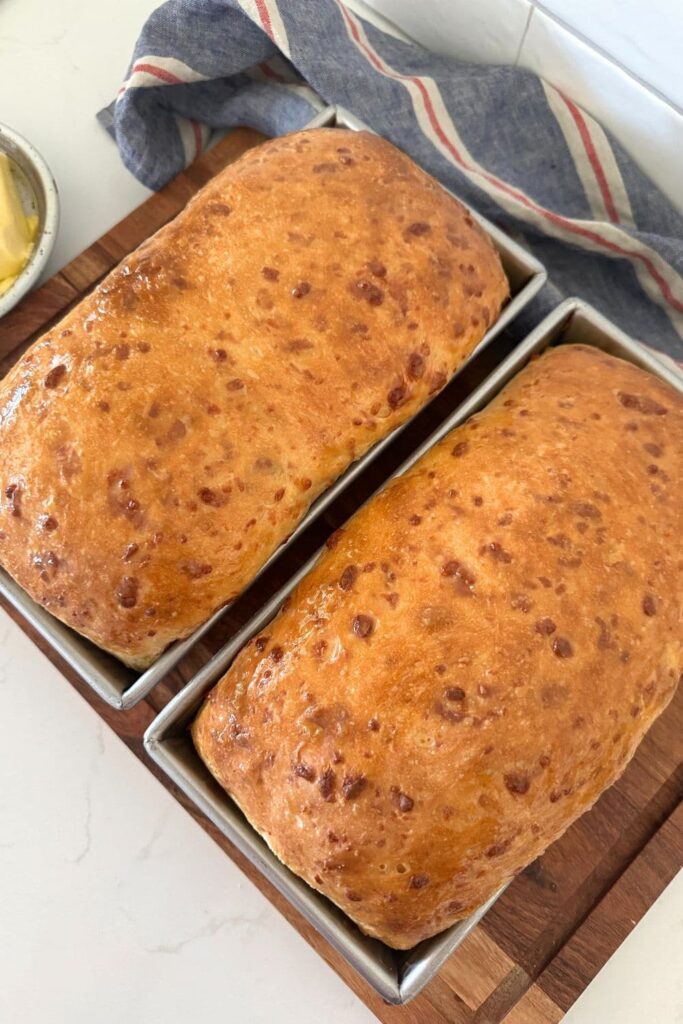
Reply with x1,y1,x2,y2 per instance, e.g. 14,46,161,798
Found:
1,129,681,1024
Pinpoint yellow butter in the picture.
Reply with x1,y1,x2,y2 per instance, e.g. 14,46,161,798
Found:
0,153,38,296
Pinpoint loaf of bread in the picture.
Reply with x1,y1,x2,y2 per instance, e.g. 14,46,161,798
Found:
193,344,682,949
0,129,507,668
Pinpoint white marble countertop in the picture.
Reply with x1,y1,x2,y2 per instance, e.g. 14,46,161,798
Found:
0,1,680,1022
0,611,374,1024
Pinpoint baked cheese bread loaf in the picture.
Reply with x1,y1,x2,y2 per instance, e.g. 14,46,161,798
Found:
193,344,682,949
0,128,507,668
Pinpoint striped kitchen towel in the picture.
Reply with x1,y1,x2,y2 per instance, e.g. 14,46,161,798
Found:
99,0,683,359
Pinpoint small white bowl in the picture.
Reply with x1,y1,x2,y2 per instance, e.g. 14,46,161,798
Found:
0,123,59,319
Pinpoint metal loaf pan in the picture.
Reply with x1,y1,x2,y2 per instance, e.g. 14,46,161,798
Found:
0,105,545,710
144,297,682,1003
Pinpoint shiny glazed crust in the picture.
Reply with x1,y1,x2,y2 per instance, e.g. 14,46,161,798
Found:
0,128,507,668
193,345,682,949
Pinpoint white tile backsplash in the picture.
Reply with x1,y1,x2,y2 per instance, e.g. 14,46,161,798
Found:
361,0,533,66
519,7,683,213
534,0,683,112
356,0,683,214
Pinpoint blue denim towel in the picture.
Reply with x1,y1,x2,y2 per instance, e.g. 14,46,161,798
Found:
99,0,683,360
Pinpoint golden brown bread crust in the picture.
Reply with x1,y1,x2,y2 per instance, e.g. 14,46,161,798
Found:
0,128,507,668
193,344,683,949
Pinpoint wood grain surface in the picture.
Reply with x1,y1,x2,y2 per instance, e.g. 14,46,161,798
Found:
0,127,680,1023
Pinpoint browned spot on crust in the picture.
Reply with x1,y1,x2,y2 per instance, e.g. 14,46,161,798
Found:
504,772,530,795
552,636,574,658
318,769,336,801
352,614,374,638
342,773,367,800
44,364,67,389
116,576,139,608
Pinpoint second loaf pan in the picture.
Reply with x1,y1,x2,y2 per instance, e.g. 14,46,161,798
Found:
144,297,682,1003
0,104,545,709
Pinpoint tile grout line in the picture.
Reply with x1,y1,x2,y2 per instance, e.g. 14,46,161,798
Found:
513,2,535,68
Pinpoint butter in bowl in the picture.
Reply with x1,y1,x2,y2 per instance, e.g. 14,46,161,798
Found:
0,152,39,296
0,123,59,318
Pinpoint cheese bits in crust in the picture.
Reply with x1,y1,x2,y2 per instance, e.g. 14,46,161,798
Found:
193,345,682,949
0,129,507,668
